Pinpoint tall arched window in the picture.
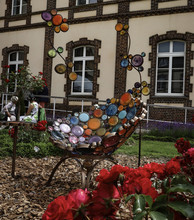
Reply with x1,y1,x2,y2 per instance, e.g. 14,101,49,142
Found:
156,41,185,96
12,0,27,15
7,51,24,92
72,46,94,95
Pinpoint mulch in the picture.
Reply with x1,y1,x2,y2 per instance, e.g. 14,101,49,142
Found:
0,155,169,219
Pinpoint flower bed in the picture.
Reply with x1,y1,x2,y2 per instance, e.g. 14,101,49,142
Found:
42,138,194,220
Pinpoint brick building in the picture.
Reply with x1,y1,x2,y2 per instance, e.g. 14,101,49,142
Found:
0,0,194,122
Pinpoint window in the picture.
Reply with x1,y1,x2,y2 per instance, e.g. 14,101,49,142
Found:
7,51,24,92
72,46,94,95
76,0,97,6
12,0,27,15
156,41,185,96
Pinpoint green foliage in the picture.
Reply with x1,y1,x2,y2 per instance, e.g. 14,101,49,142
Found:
115,138,179,158
0,129,63,158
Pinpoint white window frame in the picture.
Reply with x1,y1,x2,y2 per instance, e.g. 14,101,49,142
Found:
76,0,97,6
7,51,24,93
11,0,27,15
155,41,185,96
72,46,94,95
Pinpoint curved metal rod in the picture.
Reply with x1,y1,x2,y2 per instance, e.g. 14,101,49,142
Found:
46,156,70,186
48,28,67,64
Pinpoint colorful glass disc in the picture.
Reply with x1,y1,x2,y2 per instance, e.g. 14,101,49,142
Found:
142,87,150,96
60,23,69,32
131,55,143,67
41,12,52,21
120,92,131,106
88,118,101,130
55,64,66,74
115,23,123,32
69,72,77,81
48,49,56,58
52,14,63,26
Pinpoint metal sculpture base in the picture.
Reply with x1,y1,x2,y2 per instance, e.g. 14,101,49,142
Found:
46,151,117,189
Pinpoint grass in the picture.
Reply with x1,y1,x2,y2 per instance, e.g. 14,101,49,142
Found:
114,137,179,158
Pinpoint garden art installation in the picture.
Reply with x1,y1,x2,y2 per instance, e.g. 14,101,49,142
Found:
40,9,192,220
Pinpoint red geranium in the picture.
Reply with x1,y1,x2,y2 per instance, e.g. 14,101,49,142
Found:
165,158,181,176
175,138,191,154
34,120,47,131
39,71,43,75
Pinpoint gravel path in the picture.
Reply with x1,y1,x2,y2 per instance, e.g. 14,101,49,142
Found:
0,155,169,219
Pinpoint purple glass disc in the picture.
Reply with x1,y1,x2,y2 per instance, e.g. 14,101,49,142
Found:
88,135,102,144
71,125,84,137
41,12,52,22
60,123,71,133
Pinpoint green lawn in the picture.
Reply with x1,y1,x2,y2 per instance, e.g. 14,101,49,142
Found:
115,138,180,158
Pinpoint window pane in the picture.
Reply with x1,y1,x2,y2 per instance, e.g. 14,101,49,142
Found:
13,0,20,6
9,65,16,73
158,57,169,68
85,61,94,70
86,47,94,56
13,6,20,15
77,0,86,5
157,69,168,80
172,70,183,80
19,52,24,60
73,81,82,92
172,57,184,68
89,0,97,4
10,52,17,61
158,42,170,53
84,82,93,92
157,82,168,93
85,70,93,81
74,61,83,71
74,47,84,57
171,82,183,93
22,4,27,14
173,41,185,52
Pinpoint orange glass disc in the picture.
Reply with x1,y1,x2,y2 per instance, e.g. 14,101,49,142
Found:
69,72,77,81
105,131,110,136
128,99,134,108
115,23,123,32
120,93,131,106
119,128,126,136
87,118,101,130
54,26,60,33
120,30,126,35
118,105,124,111
123,24,129,30
122,118,127,124
85,128,92,136
83,124,88,129
51,9,57,15
68,62,74,68
63,18,68,23
93,109,103,118
108,116,118,126
127,65,133,71
52,14,63,26
60,23,69,32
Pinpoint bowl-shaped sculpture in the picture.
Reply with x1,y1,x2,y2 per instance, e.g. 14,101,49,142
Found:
48,89,147,156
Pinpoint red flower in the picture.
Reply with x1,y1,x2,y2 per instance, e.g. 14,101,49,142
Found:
88,183,120,219
39,71,43,75
42,196,74,220
67,188,90,210
33,120,47,131
175,138,191,154
96,165,129,184
165,158,181,176
143,162,166,179
3,65,10,68
5,79,10,83
122,177,158,200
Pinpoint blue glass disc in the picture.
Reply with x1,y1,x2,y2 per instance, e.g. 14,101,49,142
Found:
120,59,129,68
118,110,127,119
70,116,79,125
106,104,118,116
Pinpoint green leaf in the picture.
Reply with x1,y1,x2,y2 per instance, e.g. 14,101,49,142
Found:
167,183,194,194
134,210,147,220
152,195,168,210
171,174,190,185
142,195,153,208
149,211,168,220
133,194,146,214
125,194,135,203
168,201,194,219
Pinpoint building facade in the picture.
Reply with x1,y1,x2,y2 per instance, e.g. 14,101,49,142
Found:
0,0,194,122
